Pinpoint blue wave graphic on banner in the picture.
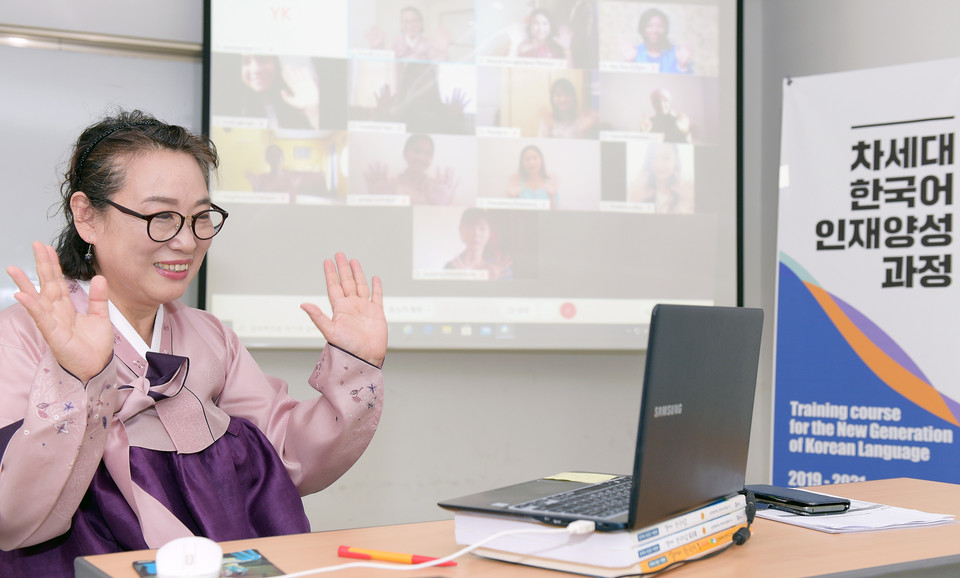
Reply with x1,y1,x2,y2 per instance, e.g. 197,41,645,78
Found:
774,259,960,484
779,255,960,427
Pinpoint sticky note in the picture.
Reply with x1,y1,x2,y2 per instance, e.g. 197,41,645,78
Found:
543,472,618,484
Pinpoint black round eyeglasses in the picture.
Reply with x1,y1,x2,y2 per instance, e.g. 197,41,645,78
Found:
102,198,228,243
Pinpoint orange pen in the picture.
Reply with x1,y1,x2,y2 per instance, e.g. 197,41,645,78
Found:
337,545,457,567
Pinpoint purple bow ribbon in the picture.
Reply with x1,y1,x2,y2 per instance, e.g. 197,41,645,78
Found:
144,351,190,400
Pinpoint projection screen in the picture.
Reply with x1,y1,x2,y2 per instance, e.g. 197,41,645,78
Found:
204,0,740,350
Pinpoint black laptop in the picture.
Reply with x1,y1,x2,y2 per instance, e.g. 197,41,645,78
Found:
438,304,763,531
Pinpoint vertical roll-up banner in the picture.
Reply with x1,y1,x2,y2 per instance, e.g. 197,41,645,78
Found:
774,59,960,487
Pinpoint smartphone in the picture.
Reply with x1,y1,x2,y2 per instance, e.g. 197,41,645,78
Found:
745,484,851,515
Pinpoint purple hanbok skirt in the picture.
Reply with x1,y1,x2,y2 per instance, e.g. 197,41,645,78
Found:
0,417,310,577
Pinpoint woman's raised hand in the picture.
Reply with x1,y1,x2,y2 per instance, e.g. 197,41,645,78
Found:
365,162,394,196
429,166,460,204
445,88,471,113
280,61,321,129
6,242,114,382
373,84,395,116
300,253,387,368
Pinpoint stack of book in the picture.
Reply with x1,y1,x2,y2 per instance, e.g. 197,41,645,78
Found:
455,494,748,577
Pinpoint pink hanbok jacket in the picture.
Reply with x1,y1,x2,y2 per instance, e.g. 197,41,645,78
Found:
0,280,382,549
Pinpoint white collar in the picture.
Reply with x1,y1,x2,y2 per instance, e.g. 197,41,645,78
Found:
76,280,164,358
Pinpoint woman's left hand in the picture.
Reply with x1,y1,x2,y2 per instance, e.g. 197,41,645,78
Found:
430,166,460,204
445,88,470,113
279,61,321,129
301,253,387,367
374,84,394,115
546,171,560,195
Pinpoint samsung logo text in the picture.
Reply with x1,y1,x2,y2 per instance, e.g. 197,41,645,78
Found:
653,403,683,417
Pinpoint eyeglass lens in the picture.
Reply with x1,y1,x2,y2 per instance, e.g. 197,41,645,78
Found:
150,210,225,242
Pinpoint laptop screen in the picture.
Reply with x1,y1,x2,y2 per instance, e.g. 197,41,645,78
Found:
436,304,764,532
627,304,763,528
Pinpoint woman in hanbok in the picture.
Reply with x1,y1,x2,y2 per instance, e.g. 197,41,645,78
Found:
0,109,387,576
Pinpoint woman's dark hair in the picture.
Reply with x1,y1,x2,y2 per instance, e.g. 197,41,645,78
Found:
400,6,423,21
525,8,564,56
459,206,490,228
403,133,434,156
517,145,548,179
458,207,499,260
550,78,579,123
638,8,671,47
56,109,219,280
396,62,443,105
527,8,554,36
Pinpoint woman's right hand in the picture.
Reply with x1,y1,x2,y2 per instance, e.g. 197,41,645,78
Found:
6,242,113,383
364,162,394,195
444,88,471,113
487,254,513,281
365,26,386,50
676,44,693,72
538,105,554,137
373,84,395,116
639,114,653,133
429,166,459,204
507,173,523,198
620,36,640,61
279,61,321,130
546,172,560,195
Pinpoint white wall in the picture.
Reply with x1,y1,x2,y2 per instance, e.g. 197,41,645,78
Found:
0,1,203,309
5,0,960,533
0,0,201,42
285,348,644,529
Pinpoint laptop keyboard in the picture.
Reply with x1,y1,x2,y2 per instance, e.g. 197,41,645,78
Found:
508,476,632,519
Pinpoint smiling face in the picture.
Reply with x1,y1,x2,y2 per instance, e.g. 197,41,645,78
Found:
400,8,423,39
403,136,435,174
460,217,491,249
651,144,679,181
651,89,672,115
521,147,544,177
528,12,552,42
552,84,575,113
78,150,214,323
642,14,667,46
240,54,277,92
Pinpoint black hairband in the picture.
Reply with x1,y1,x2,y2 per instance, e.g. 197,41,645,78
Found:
75,120,160,189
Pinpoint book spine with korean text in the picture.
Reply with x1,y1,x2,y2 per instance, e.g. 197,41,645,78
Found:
635,508,747,562
455,505,746,568
639,523,746,573
633,492,746,545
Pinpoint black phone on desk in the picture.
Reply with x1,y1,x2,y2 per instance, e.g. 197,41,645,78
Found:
745,484,851,515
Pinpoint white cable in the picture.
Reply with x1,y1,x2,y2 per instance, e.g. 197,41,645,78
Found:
275,520,596,577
